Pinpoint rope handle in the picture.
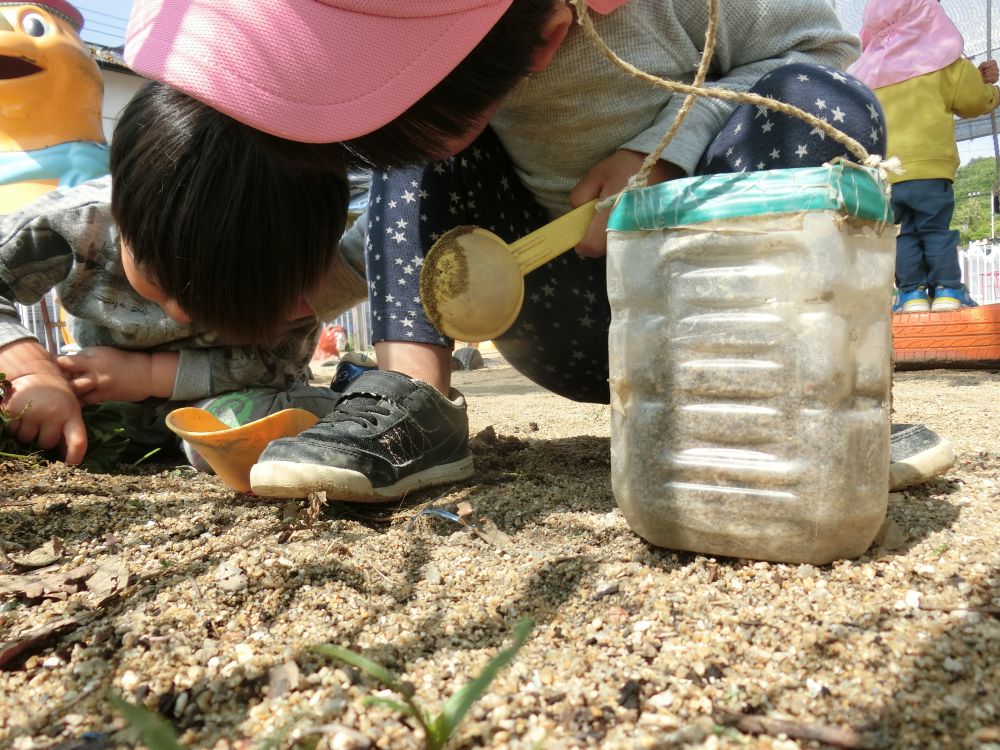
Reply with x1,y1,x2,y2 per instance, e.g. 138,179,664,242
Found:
567,0,897,202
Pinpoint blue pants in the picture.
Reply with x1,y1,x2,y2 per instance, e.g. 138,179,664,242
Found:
366,63,886,403
890,178,962,293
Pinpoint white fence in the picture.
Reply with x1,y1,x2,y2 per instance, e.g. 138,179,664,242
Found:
961,240,1000,305
15,294,69,355
326,301,373,353
14,294,374,358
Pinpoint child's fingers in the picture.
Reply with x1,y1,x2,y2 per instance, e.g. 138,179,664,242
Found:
575,207,611,258
55,355,84,374
11,415,39,447
61,418,88,465
67,374,97,397
35,417,67,452
79,390,106,406
569,167,605,209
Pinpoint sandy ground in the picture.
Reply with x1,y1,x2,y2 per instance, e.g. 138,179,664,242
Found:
1,358,998,750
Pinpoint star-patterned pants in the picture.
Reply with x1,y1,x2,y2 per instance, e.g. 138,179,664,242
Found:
366,63,886,403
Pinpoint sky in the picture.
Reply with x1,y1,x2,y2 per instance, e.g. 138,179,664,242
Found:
74,0,997,165
960,134,1000,165
78,0,132,49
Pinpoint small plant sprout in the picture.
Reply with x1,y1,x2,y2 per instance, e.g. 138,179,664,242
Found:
108,694,182,750
312,618,534,750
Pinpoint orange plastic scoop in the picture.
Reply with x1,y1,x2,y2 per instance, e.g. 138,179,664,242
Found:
165,407,319,493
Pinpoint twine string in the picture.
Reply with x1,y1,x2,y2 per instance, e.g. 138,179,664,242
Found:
626,0,720,190
568,0,882,200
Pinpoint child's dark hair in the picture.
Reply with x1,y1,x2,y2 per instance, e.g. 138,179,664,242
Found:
342,0,560,168
110,81,349,343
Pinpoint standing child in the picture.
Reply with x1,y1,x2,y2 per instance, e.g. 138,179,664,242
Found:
850,0,1000,313
125,0,954,499
0,82,367,468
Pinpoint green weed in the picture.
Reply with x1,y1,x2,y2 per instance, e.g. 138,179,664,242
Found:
108,694,182,750
78,402,161,473
313,618,534,750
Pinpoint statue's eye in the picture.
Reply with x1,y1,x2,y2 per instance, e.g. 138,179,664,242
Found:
21,12,49,37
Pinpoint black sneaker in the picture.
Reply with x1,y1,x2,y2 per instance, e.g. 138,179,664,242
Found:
249,370,473,500
889,423,955,491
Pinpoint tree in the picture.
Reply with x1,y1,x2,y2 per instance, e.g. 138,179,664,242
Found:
952,157,998,243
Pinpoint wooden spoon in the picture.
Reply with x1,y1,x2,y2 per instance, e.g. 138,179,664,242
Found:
419,199,598,342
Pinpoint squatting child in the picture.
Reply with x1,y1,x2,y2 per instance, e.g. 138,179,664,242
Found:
124,0,954,499
0,82,367,468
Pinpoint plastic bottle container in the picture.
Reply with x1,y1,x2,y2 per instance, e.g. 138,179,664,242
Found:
606,163,895,564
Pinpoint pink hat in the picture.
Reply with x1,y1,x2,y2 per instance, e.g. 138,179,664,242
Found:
124,0,629,143
0,0,84,31
848,0,965,90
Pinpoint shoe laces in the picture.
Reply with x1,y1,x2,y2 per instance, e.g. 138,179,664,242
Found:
328,393,392,428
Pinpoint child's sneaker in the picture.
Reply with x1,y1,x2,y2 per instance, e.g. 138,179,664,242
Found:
889,423,955,490
892,286,930,313
930,285,978,312
330,351,378,393
251,370,473,501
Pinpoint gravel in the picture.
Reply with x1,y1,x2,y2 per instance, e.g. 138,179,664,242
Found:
1,361,998,750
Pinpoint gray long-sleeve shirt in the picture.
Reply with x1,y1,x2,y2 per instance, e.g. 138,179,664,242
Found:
0,177,367,401
341,0,860,257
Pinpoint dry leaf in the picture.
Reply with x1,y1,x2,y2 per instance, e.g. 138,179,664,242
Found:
471,517,514,551
306,491,327,526
85,557,130,605
9,537,64,569
0,564,95,602
0,616,80,669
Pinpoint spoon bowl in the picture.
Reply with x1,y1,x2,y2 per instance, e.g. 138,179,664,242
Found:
419,199,598,342
419,226,525,342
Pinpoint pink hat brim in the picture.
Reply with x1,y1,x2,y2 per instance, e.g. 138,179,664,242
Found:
124,0,513,143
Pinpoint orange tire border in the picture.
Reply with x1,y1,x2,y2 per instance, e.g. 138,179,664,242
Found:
892,303,1000,367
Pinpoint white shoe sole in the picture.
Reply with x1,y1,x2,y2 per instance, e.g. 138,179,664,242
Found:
930,300,961,312
889,436,955,491
250,456,475,501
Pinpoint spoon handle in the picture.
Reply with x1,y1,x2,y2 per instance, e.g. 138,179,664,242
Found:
509,199,599,275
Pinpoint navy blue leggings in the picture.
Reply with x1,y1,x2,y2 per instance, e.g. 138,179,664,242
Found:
890,178,963,292
365,63,886,403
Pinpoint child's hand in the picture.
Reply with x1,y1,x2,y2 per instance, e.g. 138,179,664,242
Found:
0,339,87,464
570,150,685,257
980,60,999,84
3,372,88,464
57,346,155,404
56,347,180,404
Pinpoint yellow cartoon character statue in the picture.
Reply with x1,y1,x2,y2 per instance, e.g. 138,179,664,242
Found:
0,0,108,213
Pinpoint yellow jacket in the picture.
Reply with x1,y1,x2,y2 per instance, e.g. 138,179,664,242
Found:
875,58,999,184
